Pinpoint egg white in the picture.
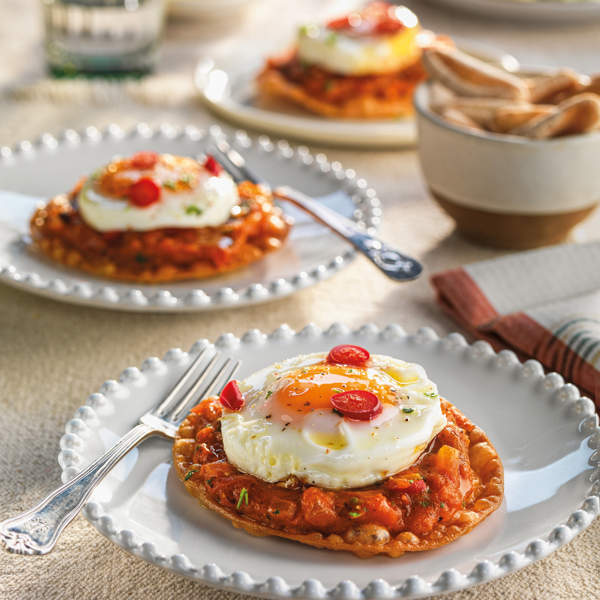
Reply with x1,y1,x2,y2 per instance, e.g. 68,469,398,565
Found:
78,161,239,232
220,352,446,489
296,12,421,77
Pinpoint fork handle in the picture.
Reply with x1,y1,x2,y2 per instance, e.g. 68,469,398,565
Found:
0,423,154,555
274,186,422,282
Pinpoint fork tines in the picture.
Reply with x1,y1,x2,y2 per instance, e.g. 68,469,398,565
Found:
154,347,240,423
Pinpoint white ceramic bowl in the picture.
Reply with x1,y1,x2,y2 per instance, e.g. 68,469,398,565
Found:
414,83,600,249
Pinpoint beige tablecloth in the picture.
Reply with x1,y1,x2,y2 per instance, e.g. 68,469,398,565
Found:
1,1,599,599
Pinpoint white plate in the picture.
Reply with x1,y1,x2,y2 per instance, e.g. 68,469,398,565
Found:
0,124,380,312
57,323,600,599
426,0,600,22
195,60,418,149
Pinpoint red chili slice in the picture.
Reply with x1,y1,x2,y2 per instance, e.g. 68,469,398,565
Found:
330,390,382,421
128,177,161,207
203,155,222,176
130,151,159,170
327,344,370,366
219,380,244,411
406,479,427,495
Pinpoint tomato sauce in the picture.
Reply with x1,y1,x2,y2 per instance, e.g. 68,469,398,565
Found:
184,398,478,538
269,52,426,107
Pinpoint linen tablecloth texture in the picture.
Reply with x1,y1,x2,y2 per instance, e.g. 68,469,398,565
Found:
432,242,600,403
2,1,600,599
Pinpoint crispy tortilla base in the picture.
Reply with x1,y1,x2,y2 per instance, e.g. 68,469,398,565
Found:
256,66,415,120
173,400,503,557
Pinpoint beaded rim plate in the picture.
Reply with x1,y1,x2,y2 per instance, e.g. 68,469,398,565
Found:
55,323,599,599
0,124,380,312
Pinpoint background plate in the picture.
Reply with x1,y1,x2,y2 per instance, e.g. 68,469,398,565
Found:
57,323,600,598
0,124,380,312
195,60,417,149
425,0,600,22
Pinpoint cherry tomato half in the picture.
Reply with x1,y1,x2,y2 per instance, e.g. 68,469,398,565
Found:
130,151,159,170
219,380,244,411
330,390,382,421
327,344,370,366
203,155,222,176
128,177,161,207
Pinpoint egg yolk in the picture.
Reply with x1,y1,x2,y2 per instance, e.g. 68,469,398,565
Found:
270,363,397,423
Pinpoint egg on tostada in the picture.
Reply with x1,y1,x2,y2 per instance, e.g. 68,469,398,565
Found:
30,151,291,283
257,2,444,120
173,344,503,557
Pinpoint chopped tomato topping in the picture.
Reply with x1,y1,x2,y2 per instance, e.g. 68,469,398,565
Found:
219,380,244,411
182,399,479,540
203,155,222,176
406,479,427,495
327,344,370,366
130,151,159,170
330,390,382,421
128,177,161,207
301,487,337,528
361,493,403,530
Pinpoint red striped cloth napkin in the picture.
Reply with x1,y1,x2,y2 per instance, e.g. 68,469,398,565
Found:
431,242,600,407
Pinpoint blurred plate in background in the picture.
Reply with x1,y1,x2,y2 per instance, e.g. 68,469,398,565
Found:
425,0,600,22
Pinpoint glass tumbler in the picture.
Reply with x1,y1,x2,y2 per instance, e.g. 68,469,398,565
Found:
42,0,166,77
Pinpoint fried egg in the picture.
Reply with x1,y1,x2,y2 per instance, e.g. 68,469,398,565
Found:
220,352,446,489
78,154,239,232
296,6,421,77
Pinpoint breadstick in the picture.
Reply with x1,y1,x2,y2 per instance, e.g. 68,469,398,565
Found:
440,107,483,132
513,93,600,139
448,97,526,128
422,46,529,100
582,74,600,95
526,69,587,103
491,104,555,133
428,82,456,114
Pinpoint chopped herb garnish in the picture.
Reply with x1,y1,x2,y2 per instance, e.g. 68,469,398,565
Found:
350,497,360,505
274,509,280,515
402,407,414,414
179,173,193,184
326,32,337,46
163,180,177,190
236,487,249,509
207,477,215,488
266,390,273,399
298,24,309,36
332,408,344,417
184,469,197,481
420,500,431,507
332,387,344,394
424,391,439,398
185,205,203,216
440,502,446,508
135,253,148,263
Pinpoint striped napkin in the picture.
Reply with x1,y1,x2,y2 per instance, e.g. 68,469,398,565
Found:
431,242,600,406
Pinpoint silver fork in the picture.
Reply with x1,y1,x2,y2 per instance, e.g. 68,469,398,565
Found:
0,347,239,556
209,138,423,282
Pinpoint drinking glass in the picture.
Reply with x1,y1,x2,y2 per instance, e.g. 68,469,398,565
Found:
42,0,166,77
